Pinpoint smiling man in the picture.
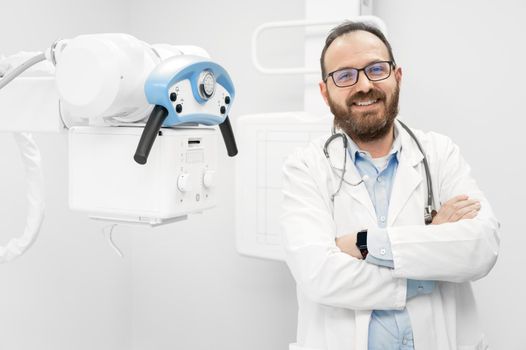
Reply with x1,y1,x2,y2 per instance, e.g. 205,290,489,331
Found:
281,21,500,350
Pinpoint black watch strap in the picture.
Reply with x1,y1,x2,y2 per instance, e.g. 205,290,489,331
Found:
356,229,368,259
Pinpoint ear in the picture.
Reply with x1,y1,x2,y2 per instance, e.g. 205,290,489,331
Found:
394,66,403,86
319,81,329,106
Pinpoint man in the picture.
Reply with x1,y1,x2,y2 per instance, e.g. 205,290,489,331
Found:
280,21,499,350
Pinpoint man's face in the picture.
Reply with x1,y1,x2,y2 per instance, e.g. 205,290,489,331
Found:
319,30,402,142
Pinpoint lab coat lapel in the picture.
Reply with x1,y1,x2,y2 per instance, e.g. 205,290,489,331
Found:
326,135,376,221
388,122,424,226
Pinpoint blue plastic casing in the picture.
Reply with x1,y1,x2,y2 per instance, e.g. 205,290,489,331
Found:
144,55,235,127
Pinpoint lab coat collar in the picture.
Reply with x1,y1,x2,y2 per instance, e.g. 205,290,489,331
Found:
326,119,423,171
388,120,425,225
326,119,425,225
397,119,424,166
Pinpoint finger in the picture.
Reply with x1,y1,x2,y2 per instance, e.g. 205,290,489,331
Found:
444,194,469,206
451,202,481,221
453,199,480,211
461,209,479,220
452,199,480,210
440,196,472,219
436,196,476,223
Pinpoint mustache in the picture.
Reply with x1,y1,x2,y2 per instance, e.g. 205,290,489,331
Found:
346,89,386,107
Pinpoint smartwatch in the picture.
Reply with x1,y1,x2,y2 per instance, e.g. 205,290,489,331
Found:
356,229,368,259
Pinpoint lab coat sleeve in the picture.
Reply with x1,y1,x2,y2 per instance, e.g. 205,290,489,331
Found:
281,148,407,311
388,134,500,283
366,229,436,299
366,228,394,264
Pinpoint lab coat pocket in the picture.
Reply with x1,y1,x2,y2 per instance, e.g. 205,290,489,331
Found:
457,334,488,350
289,343,325,350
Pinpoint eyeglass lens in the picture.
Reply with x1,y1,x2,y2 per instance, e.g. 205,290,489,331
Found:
332,61,391,87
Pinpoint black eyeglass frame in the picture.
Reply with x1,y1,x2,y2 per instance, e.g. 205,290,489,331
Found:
324,60,396,88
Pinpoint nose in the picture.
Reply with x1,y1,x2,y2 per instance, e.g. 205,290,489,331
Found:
353,70,374,93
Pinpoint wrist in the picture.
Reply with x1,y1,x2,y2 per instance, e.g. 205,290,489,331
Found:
335,233,362,259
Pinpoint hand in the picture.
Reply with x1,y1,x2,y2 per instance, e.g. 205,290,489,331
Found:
431,194,481,225
335,233,363,259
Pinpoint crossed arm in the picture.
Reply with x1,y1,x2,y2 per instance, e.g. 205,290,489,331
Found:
281,139,499,310
336,195,482,260
336,195,482,300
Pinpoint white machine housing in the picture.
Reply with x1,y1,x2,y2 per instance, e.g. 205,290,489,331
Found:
0,34,231,263
69,126,218,225
0,35,223,225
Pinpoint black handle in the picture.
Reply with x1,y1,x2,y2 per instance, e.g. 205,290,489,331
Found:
134,105,169,165
219,115,238,157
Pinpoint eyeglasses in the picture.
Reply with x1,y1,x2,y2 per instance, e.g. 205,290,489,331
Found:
325,61,394,87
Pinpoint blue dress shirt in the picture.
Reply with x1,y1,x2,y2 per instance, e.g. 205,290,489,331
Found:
345,127,435,350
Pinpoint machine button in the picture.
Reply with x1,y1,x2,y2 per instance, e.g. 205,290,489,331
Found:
176,104,183,113
224,96,231,104
203,170,215,188
220,106,226,114
170,92,177,101
177,173,192,192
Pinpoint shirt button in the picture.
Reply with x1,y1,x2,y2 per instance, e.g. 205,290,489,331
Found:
380,248,386,255
380,216,386,222
377,176,383,182
402,339,408,345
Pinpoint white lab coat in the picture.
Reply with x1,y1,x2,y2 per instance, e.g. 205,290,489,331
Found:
281,120,500,350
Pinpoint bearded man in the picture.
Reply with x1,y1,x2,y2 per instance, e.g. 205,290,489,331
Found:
280,21,499,350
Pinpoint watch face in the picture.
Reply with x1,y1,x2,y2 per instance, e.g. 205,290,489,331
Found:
356,230,367,246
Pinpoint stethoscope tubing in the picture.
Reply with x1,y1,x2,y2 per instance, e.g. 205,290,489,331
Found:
324,120,435,224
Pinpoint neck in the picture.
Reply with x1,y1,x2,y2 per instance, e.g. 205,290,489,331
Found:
352,125,395,158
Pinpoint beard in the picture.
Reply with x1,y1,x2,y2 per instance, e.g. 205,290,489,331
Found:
329,84,400,143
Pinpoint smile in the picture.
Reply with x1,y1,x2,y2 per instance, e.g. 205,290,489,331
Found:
353,99,378,106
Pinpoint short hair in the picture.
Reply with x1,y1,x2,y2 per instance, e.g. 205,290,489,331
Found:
320,21,396,80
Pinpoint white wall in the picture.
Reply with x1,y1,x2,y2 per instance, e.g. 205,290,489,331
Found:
127,1,302,349
0,1,132,349
375,0,526,348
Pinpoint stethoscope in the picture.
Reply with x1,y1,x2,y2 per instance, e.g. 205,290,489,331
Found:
323,120,436,225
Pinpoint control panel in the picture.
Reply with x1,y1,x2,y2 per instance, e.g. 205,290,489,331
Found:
134,55,237,165
166,79,232,126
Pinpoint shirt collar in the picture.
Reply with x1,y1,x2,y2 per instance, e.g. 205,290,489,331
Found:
345,122,402,163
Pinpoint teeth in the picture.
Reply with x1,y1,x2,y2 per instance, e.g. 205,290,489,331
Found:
355,100,377,106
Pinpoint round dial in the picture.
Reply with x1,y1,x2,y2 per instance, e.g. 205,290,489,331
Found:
199,70,215,99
